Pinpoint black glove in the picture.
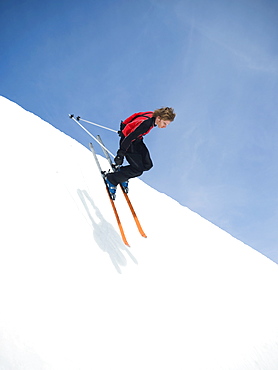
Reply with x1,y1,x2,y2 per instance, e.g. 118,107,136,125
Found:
114,150,125,166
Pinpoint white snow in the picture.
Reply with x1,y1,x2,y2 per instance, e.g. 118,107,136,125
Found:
0,96,278,370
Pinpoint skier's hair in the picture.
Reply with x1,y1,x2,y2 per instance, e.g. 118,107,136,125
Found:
153,107,176,121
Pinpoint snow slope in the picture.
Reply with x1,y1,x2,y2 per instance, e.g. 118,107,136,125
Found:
0,96,278,370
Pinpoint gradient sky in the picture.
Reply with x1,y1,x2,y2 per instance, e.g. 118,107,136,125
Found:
1,0,278,263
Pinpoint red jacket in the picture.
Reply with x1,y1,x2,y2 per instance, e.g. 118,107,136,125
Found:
121,111,153,137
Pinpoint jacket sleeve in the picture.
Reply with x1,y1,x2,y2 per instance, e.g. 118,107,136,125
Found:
120,118,154,152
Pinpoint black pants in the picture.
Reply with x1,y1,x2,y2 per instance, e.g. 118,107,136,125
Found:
107,139,153,185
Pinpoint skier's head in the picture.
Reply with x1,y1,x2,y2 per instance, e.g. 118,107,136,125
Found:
153,107,176,128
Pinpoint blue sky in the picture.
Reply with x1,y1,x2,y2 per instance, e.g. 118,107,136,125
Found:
1,0,278,263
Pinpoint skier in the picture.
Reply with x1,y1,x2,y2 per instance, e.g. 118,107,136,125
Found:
105,107,176,198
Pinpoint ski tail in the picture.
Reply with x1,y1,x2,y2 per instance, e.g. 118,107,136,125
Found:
121,190,147,238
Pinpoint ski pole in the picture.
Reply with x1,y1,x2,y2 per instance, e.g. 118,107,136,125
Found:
75,116,118,133
69,114,116,158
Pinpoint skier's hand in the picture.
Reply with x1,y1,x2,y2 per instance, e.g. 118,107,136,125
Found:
114,150,125,166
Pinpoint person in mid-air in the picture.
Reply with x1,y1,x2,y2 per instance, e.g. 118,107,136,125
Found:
105,107,176,199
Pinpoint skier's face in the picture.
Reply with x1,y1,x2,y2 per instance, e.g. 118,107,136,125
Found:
155,116,171,128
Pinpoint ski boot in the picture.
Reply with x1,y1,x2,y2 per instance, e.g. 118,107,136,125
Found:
105,177,117,200
121,180,129,193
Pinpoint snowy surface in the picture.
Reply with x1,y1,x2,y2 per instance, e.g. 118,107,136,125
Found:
0,96,278,369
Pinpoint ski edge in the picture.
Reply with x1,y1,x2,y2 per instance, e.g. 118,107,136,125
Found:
89,142,130,247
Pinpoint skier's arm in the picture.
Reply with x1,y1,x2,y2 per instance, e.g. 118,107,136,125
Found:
120,119,154,152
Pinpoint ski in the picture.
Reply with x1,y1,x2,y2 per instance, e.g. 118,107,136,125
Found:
96,135,147,239
89,142,130,247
